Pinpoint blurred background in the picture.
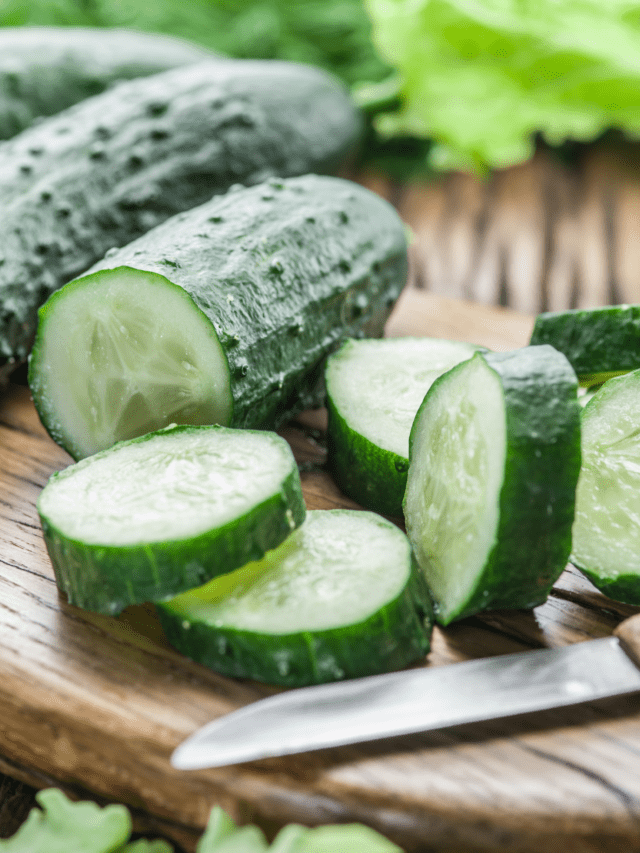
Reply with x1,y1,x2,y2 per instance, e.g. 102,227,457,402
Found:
3,0,640,315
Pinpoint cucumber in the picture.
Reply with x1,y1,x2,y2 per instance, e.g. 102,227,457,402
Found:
529,305,640,384
403,347,581,625
29,174,407,460
571,370,640,604
325,337,481,517
0,26,213,139
0,57,361,376
156,510,433,687
37,424,306,615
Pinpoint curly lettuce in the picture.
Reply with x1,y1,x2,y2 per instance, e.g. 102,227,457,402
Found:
0,790,401,853
363,0,640,170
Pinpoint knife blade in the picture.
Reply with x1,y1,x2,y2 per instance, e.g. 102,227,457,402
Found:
171,613,640,770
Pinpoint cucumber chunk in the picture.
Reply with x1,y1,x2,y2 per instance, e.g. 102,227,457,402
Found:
29,174,407,460
37,425,306,615
530,305,640,384
326,337,480,516
404,347,581,625
571,370,640,604
157,510,433,686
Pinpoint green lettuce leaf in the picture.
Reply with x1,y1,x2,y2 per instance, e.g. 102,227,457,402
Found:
0,791,402,852
0,789,131,853
363,0,640,170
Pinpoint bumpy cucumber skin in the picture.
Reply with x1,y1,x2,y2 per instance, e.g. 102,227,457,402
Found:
37,426,306,616
156,557,433,687
407,347,581,625
530,306,640,381
0,27,213,139
327,394,408,517
0,59,361,372
42,174,407,440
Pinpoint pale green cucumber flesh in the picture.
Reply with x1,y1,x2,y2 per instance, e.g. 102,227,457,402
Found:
326,337,480,516
404,347,581,625
157,510,433,686
37,424,305,615
571,370,640,604
404,354,506,623
29,269,231,461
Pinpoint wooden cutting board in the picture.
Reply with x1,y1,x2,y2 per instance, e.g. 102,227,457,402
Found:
2,286,640,853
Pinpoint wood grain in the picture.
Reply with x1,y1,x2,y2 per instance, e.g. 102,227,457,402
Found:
388,141,640,313
1,289,640,853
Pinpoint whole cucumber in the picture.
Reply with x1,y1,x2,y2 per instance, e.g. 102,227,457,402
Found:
0,26,214,139
0,58,362,376
29,174,407,460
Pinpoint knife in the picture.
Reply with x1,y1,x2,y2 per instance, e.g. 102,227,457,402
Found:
171,613,640,770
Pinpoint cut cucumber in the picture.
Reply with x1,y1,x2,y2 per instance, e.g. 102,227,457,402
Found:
37,424,306,615
325,337,481,517
156,510,433,686
403,347,581,625
530,305,640,384
29,174,407,460
571,370,640,604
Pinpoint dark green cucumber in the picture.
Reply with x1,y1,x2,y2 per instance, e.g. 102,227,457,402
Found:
157,510,433,687
530,305,640,384
29,174,408,460
37,424,306,615
0,58,362,375
0,26,213,139
404,346,581,625
326,337,481,517
571,370,640,604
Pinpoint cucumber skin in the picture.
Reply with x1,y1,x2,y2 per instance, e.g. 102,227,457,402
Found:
407,347,581,625
326,395,408,518
461,347,581,621
530,306,640,380
53,174,407,435
156,557,433,687
0,58,361,372
571,565,640,606
38,426,306,616
0,27,213,139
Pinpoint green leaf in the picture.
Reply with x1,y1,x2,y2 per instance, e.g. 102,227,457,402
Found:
296,824,403,853
195,807,238,852
0,788,131,853
120,839,173,852
363,0,640,170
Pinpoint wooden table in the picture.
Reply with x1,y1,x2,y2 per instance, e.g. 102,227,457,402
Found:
367,138,640,314
2,283,640,853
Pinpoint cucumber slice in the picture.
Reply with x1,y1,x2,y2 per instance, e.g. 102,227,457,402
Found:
325,337,481,517
530,305,640,384
571,370,640,604
156,510,433,686
403,347,581,625
37,425,306,615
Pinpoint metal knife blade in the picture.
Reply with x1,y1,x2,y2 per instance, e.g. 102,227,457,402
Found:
172,631,640,770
